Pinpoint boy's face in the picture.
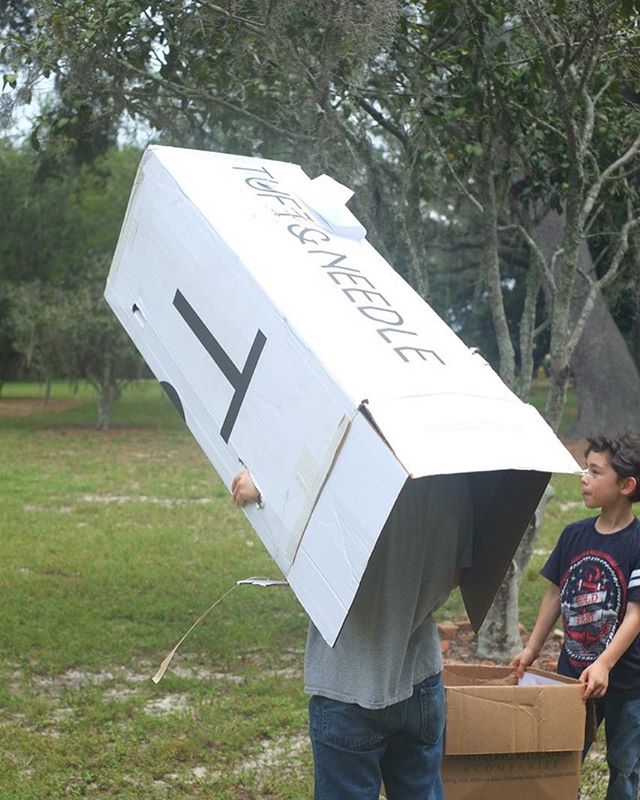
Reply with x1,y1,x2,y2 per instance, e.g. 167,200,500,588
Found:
581,450,629,510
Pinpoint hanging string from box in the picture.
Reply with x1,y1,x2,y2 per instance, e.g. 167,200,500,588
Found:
152,577,289,684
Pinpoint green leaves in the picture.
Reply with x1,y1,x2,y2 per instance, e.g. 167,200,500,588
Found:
2,73,18,89
2,0,639,413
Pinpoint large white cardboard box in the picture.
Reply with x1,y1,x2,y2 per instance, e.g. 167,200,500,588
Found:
105,145,580,646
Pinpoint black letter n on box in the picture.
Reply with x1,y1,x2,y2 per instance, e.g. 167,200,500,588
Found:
173,289,266,443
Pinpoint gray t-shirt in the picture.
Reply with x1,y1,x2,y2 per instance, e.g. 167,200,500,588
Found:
304,473,473,709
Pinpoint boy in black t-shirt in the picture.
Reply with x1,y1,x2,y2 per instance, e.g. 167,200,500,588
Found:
512,434,640,800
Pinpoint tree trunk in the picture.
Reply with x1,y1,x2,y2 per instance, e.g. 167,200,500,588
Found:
478,155,515,387
98,388,111,430
475,560,521,660
476,485,554,661
44,374,52,406
536,210,640,436
567,225,640,435
98,364,114,430
568,288,640,436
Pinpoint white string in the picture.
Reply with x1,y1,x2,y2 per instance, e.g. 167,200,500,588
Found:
151,577,288,683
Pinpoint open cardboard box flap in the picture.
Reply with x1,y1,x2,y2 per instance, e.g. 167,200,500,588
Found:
444,665,590,756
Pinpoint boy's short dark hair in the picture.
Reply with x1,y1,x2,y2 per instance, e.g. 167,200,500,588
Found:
585,434,640,503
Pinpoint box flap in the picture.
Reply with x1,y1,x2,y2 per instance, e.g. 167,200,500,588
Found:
363,394,579,478
444,664,519,686
444,666,586,755
462,469,552,631
287,411,408,645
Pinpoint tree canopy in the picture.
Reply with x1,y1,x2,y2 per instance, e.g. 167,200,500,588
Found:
4,0,639,431
0,142,143,420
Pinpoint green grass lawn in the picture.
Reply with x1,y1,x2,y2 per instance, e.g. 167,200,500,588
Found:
0,380,607,798
1,382,310,799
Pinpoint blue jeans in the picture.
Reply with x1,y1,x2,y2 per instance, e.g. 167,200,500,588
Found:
584,694,640,800
309,672,446,800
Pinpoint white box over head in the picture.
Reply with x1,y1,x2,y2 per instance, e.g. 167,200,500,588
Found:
105,145,581,646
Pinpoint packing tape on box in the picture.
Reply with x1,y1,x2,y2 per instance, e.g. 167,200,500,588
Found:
285,413,352,566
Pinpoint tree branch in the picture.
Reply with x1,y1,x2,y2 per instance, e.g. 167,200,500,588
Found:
353,94,409,147
582,129,640,226
197,1,265,34
567,204,639,355
117,57,307,144
516,222,557,293
425,130,484,213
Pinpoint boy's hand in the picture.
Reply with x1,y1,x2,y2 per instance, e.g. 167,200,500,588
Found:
579,660,609,700
510,646,538,678
231,469,260,507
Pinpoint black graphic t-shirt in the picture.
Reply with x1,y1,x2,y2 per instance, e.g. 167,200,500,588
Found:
542,516,640,696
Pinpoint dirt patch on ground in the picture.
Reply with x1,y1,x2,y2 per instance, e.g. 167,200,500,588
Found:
0,396,82,416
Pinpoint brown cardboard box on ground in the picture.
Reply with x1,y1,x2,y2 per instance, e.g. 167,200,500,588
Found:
442,664,589,800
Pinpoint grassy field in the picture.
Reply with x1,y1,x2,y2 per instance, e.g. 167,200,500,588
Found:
0,381,607,798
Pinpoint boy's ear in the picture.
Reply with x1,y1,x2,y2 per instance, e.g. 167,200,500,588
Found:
621,476,638,497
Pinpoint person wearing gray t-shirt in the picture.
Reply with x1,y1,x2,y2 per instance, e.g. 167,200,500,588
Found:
231,469,473,800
